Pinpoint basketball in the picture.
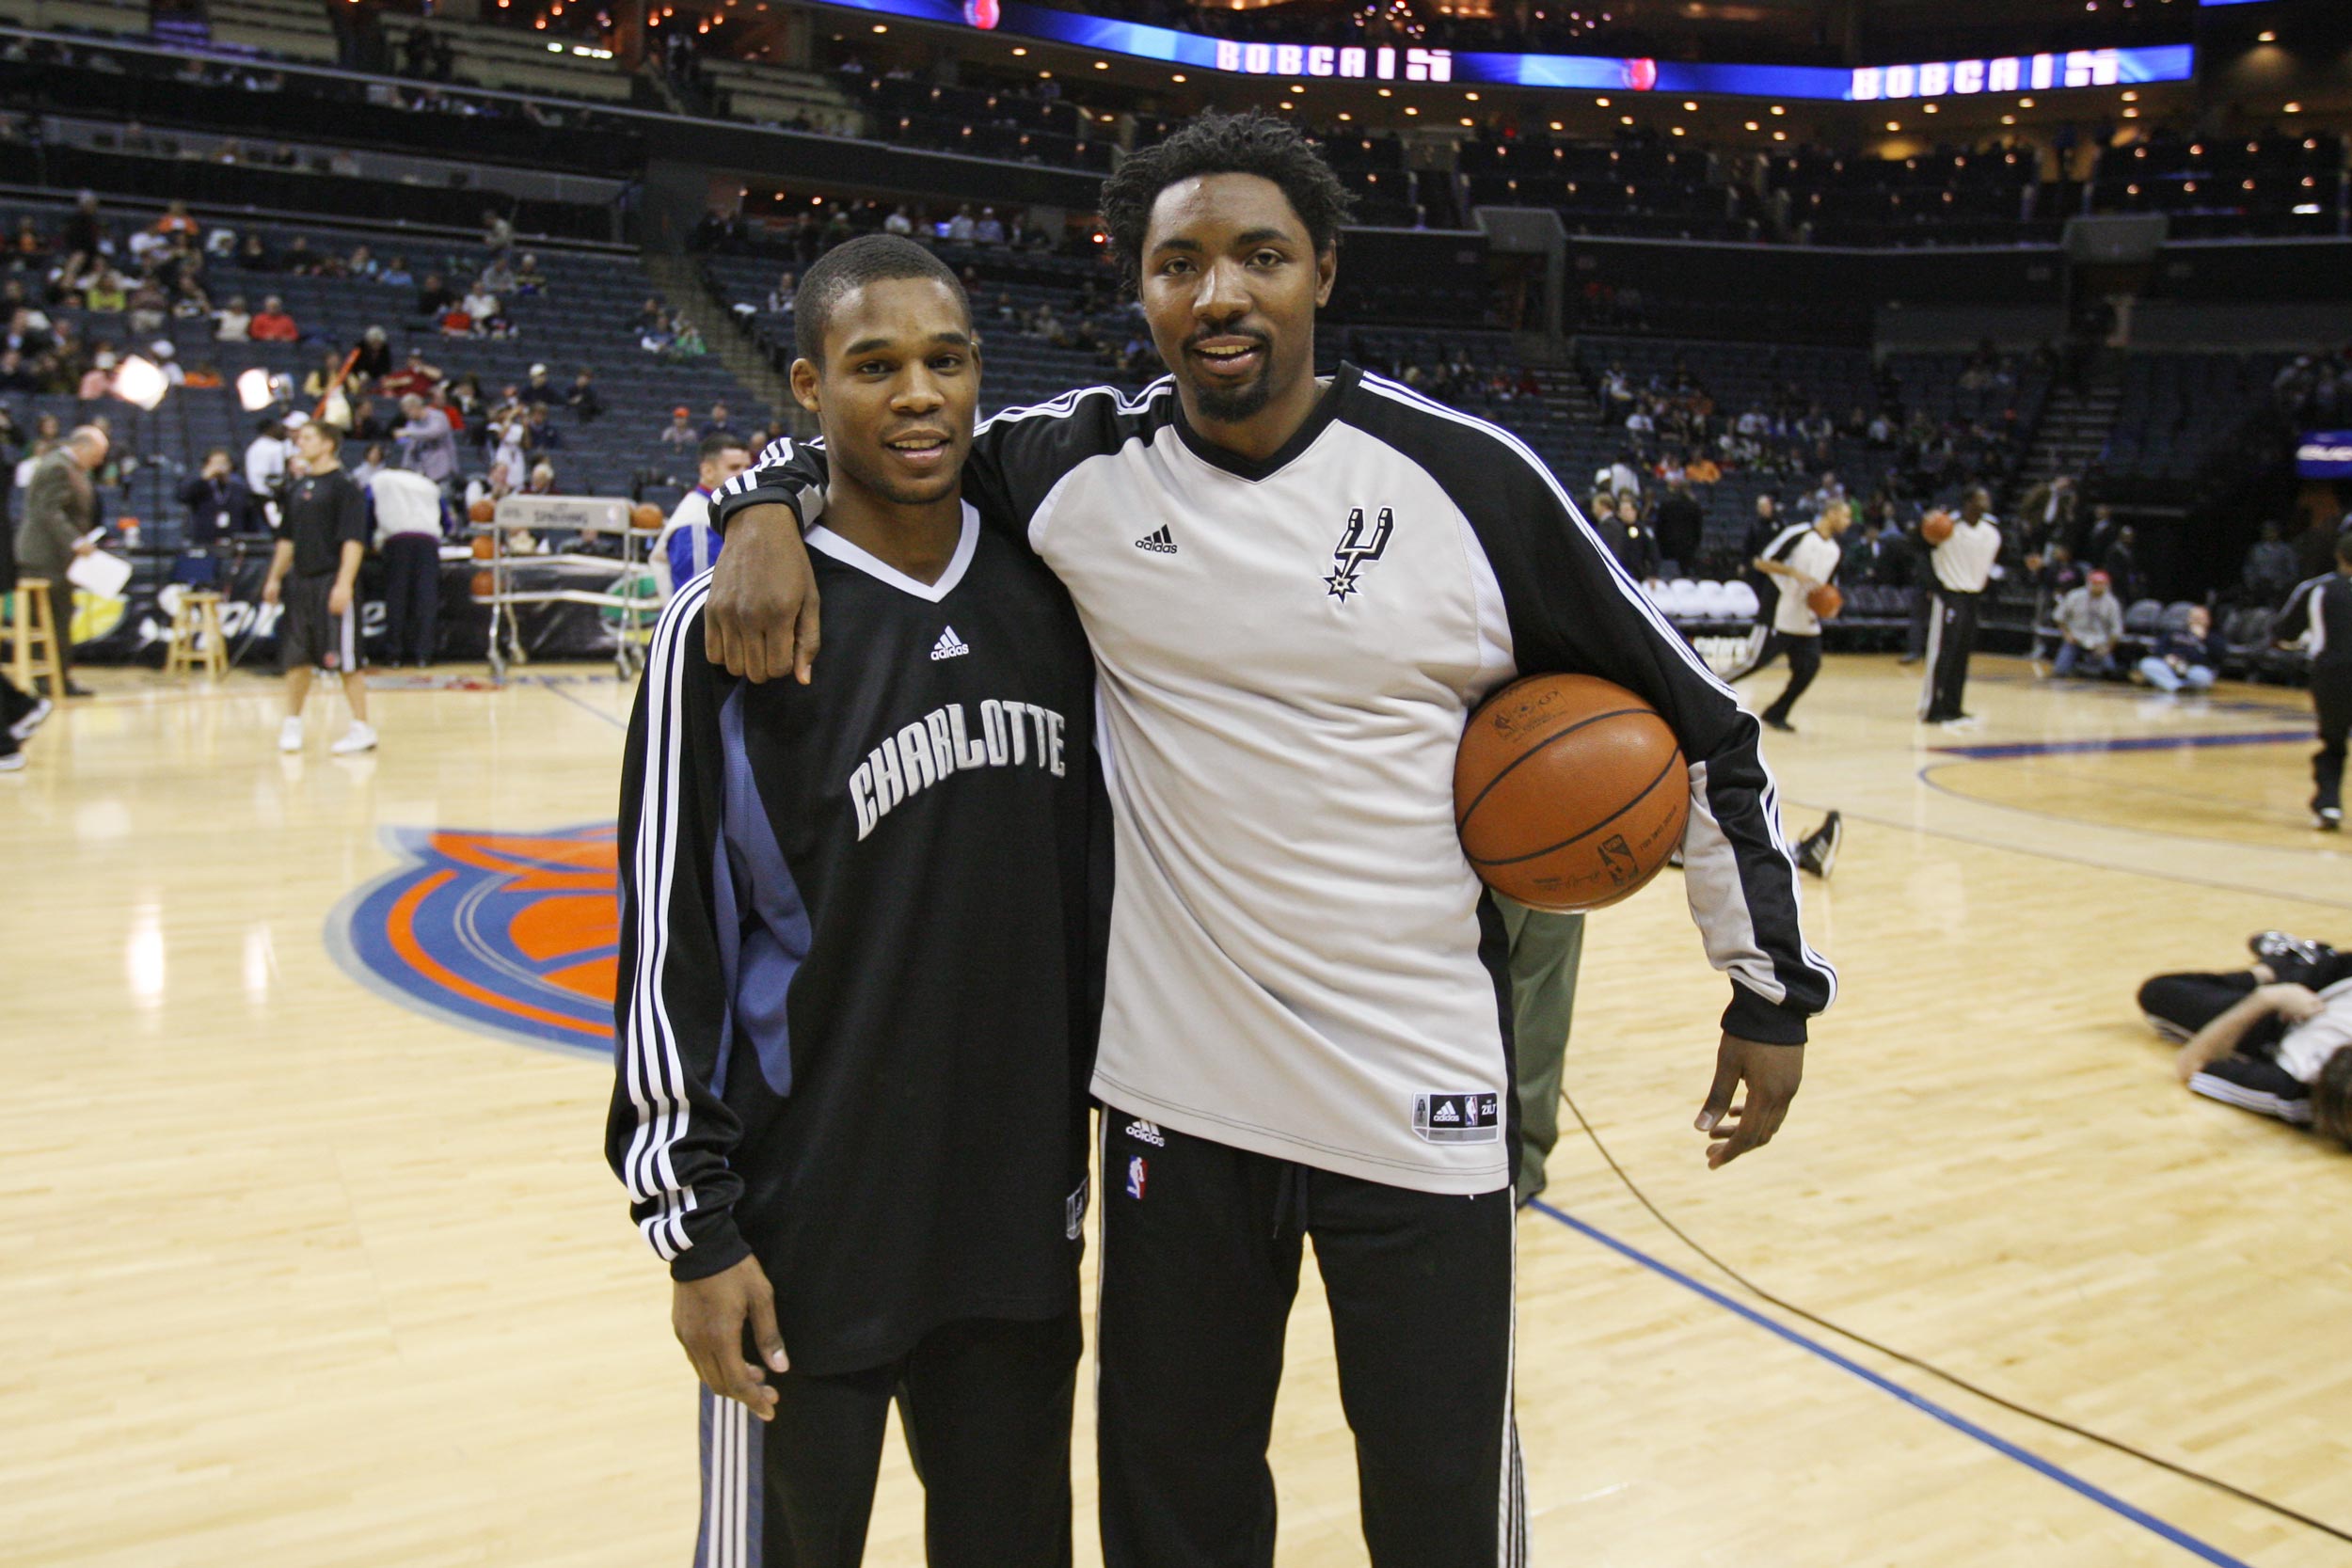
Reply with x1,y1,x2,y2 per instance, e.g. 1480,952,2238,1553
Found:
469,498,496,524
631,503,663,531
469,569,495,600
1921,509,1955,546
1808,583,1844,620
469,533,496,559
1454,673,1690,912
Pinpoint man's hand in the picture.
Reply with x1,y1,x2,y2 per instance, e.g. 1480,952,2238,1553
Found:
705,503,819,685
673,1254,789,1421
327,582,352,616
1695,1033,1804,1169
2261,982,2324,1025
262,577,282,606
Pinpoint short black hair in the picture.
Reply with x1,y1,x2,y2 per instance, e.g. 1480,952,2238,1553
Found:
699,430,749,464
792,234,970,365
2316,1045,2352,1150
1099,111,1356,288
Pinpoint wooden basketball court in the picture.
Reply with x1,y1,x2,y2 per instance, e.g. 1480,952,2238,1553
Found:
4,653,2346,1567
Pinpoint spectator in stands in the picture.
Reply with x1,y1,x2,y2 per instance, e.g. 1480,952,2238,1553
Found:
2134,605,2220,695
345,397,389,442
484,210,515,256
281,237,321,277
394,393,457,487
566,369,604,423
946,205,977,245
767,272,798,316
659,405,698,451
301,351,348,404
77,269,120,313
520,364,559,406
350,443,389,486
1654,476,1703,575
460,282,504,337
214,295,252,342
975,208,1008,245
464,462,514,519
351,325,392,384
2244,521,2300,608
380,255,413,288
2017,475,2078,552
236,231,275,273
2052,571,2124,679
482,254,519,299
0,352,35,394
702,402,736,440
523,404,563,451
525,460,557,496
378,350,441,404
883,206,914,238
416,273,458,319
250,294,299,342
246,414,294,502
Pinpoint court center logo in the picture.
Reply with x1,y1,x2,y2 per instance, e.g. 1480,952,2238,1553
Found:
327,824,618,1057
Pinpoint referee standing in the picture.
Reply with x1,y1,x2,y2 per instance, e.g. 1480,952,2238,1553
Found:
2277,531,2352,831
1920,486,2002,727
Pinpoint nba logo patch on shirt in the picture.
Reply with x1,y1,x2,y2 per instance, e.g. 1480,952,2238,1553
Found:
1413,1091,1502,1144
1125,1155,1148,1200
1065,1174,1089,1240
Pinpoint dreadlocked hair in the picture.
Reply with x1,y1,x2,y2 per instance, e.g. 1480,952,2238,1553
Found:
1098,111,1356,290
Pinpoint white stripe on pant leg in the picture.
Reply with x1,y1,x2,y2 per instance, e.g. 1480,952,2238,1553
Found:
1497,1212,1521,1568
340,604,356,673
1918,593,1946,720
732,1400,750,1568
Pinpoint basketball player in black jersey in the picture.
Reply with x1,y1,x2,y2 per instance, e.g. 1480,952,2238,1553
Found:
2277,532,2352,831
609,236,1108,1567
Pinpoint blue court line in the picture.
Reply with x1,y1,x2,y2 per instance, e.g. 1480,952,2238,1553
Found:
530,674,629,730
1526,1199,2252,1567
1932,729,2308,761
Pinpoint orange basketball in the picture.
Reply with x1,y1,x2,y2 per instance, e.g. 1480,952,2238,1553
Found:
1454,673,1690,913
470,533,495,559
1921,509,1955,546
631,503,663,530
470,569,496,599
1807,583,1843,620
469,498,496,524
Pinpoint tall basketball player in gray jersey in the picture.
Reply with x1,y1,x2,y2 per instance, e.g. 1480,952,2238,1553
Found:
704,114,1835,1567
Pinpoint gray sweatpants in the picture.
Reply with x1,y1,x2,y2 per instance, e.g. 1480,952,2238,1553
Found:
1497,898,1586,1205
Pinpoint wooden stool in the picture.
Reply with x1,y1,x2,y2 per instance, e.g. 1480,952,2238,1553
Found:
5,577,66,699
163,590,229,680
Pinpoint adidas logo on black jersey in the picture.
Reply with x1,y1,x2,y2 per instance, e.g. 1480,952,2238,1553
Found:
1134,526,1178,555
930,626,970,661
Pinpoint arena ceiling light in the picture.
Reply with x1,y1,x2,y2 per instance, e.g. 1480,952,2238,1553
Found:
113,356,168,412
236,368,275,412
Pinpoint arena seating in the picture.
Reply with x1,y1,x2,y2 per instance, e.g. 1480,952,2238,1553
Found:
1768,145,2060,248
2091,130,2347,241
2,196,767,540
1460,134,1761,243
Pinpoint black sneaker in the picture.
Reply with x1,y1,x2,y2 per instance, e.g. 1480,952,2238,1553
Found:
2250,930,2336,986
1763,715,1796,734
8,695,51,741
2320,806,2344,833
1796,811,1843,879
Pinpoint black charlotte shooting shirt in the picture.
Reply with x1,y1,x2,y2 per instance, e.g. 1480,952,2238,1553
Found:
281,467,369,578
608,503,1108,1376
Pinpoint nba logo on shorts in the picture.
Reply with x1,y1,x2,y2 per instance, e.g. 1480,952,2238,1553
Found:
1126,1155,1148,1200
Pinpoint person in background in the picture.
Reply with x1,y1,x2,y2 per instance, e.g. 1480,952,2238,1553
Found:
519,363,559,406
2051,569,2123,679
1502,905,1582,1208
1653,474,1704,577
351,325,393,383
249,294,299,342
393,393,456,488
1921,488,2002,727
14,424,106,698
262,420,373,753
2138,931,2352,1148
652,431,752,605
566,367,604,422
1605,491,1660,584
1741,499,1851,734
2138,605,2220,695
214,295,251,342
178,446,258,585
0,436,52,769
2276,534,2352,831
658,404,698,451
369,463,446,669
702,401,735,440
2243,521,2300,609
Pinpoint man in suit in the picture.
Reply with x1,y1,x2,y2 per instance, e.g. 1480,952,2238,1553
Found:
13,423,104,700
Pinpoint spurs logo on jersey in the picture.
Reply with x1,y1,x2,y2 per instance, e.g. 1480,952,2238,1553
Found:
849,698,1070,841
1325,506,1394,601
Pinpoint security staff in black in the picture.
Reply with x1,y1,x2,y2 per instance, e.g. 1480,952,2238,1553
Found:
609,239,1108,1568
2277,532,2352,831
